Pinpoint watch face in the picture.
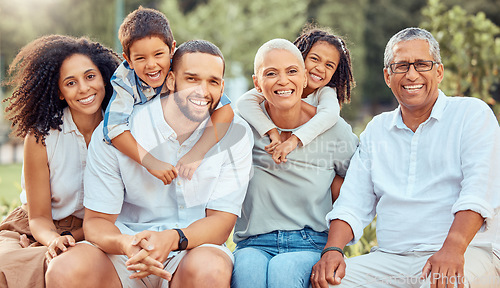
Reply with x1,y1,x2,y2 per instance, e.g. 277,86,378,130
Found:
179,237,188,250
175,229,188,250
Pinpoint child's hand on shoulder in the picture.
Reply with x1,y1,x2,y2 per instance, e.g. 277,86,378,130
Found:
142,154,178,185
271,135,300,164
265,128,281,153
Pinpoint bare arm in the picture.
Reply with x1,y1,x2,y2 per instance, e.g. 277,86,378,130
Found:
331,175,344,203
24,134,62,246
177,104,234,180
236,88,276,137
24,134,81,261
112,131,177,185
127,209,237,279
293,87,340,146
311,219,354,288
420,210,484,288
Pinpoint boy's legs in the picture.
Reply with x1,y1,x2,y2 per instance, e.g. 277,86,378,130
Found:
45,242,120,288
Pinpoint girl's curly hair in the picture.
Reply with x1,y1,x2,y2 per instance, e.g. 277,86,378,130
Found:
3,35,121,144
294,24,355,106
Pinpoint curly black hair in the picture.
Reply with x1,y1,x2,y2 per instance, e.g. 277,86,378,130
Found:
294,24,355,106
3,35,121,144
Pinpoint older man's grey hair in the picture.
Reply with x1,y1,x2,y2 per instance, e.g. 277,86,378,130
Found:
383,27,441,69
253,38,305,75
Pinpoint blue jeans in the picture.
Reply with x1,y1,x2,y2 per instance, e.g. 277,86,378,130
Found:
231,228,328,288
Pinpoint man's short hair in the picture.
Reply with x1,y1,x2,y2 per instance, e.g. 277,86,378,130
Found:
253,38,305,76
171,40,225,75
119,6,174,58
384,27,441,69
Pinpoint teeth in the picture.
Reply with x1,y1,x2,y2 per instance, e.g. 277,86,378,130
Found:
147,71,161,80
310,74,322,81
189,99,209,106
276,90,292,95
78,94,95,104
404,85,423,90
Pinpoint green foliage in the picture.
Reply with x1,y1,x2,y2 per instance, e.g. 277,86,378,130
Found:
306,0,368,122
344,218,377,257
0,197,20,221
421,0,500,119
0,164,22,219
361,0,427,107
160,0,308,81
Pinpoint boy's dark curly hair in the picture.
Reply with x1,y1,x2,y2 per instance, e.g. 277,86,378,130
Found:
3,35,121,144
294,24,355,106
119,6,174,58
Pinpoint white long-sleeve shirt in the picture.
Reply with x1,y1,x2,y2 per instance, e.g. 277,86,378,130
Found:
327,90,500,254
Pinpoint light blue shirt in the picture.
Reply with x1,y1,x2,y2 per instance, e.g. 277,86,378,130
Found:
103,61,231,143
85,95,253,235
327,90,500,254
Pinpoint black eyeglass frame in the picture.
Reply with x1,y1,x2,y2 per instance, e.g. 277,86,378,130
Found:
388,60,439,74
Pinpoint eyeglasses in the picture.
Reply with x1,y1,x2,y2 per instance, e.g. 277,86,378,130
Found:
389,60,439,74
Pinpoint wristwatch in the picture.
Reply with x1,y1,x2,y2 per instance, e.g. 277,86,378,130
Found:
174,228,188,251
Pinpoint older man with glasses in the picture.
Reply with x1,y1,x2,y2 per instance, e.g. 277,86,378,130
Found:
310,27,500,288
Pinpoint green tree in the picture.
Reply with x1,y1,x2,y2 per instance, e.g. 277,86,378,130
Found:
421,0,500,119
160,0,308,81
306,0,368,122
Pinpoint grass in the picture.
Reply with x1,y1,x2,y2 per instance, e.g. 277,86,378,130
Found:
0,163,22,219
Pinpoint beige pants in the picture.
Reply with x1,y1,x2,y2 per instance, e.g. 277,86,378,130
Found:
332,245,500,288
0,206,82,288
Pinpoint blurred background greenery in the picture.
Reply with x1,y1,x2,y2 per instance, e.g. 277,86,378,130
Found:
1,0,500,256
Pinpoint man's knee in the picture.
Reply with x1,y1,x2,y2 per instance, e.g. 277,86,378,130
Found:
176,247,233,286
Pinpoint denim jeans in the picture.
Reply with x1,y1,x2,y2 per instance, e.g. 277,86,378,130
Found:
231,227,328,288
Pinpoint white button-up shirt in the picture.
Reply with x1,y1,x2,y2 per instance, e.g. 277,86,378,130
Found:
326,90,500,254
84,95,253,235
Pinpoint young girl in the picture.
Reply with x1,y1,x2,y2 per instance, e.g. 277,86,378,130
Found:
236,24,354,164
0,35,120,287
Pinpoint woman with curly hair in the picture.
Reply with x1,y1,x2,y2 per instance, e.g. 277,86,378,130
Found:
0,34,120,287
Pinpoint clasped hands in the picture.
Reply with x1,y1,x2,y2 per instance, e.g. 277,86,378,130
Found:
123,230,178,280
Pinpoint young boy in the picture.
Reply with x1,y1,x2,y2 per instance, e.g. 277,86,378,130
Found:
104,6,234,184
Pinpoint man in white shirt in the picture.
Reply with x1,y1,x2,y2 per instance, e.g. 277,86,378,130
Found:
45,40,253,288
311,28,500,288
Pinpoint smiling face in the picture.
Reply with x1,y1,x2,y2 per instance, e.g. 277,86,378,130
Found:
58,54,106,118
253,49,307,112
304,41,340,92
384,39,443,116
124,36,173,88
166,52,224,123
